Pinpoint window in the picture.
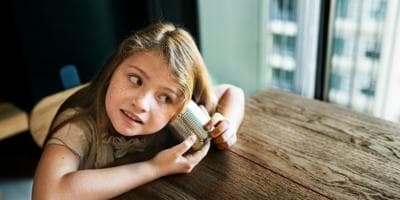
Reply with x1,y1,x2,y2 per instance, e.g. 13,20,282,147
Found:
369,0,387,21
272,34,296,57
272,68,295,91
365,39,381,60
271,0,297,22
333,37,345,56
198,0,400,122
266,0,320,96
327,0,400,122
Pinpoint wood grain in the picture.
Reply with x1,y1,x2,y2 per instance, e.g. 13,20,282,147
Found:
116,149,328,200
232,89,400,200
0,102,29,140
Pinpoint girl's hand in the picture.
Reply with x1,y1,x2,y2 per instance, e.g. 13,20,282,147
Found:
205,112,237,150
150,134,210,177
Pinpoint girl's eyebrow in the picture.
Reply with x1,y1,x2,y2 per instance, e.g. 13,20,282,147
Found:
128,65,150,80
128,65,179,97
162,87,179,97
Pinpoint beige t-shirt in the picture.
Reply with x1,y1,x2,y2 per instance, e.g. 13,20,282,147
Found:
46,108,170,169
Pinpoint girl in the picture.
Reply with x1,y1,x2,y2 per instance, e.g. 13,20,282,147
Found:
32,22,245,199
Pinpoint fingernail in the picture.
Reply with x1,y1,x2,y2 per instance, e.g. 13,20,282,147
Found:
190,134,196,141
211,132,217,138
211,127,219,136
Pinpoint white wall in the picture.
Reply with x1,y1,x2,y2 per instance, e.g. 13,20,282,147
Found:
198,0,265,96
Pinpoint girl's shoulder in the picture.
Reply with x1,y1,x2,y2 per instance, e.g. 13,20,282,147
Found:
51,107,96,133
52,107,85,126
47,107,96,160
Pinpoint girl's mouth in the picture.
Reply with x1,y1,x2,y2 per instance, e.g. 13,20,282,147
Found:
121,109,144,124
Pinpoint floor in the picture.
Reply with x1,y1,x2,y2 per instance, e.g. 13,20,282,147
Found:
0,132,41,200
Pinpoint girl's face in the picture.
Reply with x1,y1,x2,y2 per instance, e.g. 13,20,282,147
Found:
105,50,183,137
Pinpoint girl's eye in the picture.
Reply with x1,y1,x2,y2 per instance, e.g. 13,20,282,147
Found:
159,95,172,104
129,75,142,86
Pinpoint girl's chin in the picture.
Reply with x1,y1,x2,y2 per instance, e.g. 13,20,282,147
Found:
110,124,140,137
119,128,141,137
118,127,153,137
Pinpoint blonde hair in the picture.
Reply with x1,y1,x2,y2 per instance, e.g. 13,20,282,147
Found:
49,22,217,138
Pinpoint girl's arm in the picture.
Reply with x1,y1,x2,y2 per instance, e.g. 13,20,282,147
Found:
205,84,245,149
32,134,209,200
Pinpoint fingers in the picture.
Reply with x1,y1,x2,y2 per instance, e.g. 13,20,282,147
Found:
204,112,237,149
213,132,237,149
174,134,197,154
210,119,230,138
204,113,223,131
205,113,228,135
185,140,210,163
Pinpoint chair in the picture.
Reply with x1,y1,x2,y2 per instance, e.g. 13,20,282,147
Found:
29,84,87,147
0,102,29,140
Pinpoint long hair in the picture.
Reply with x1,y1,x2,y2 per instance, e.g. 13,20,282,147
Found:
47,22,217,140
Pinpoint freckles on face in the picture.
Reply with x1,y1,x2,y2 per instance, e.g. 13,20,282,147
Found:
105,50,183,137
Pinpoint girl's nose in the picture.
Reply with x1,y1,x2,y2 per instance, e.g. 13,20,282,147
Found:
131,92,152,113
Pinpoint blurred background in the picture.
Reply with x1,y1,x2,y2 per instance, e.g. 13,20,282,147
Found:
0,0,399,199
199,0,400,123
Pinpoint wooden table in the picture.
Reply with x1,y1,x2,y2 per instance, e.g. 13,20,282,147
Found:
116,89,400,200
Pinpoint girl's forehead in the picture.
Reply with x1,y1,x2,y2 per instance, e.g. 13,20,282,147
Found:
119,51,159,67
126,50,167,66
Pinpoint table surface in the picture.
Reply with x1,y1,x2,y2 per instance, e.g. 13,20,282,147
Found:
116,89,400,200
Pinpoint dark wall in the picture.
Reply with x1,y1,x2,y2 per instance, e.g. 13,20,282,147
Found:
1,1,30,109
1,0,198,111
148,0,199,46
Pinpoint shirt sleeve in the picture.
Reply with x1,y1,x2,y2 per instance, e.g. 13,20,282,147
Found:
46,114,91,161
